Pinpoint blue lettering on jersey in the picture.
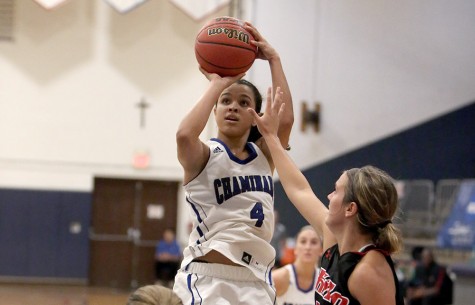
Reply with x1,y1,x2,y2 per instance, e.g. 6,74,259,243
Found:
214,175,273,204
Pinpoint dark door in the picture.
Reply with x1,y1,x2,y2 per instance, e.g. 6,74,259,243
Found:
89,178,179,289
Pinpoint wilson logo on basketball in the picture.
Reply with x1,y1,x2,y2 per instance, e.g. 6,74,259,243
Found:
195,16,257,76
207,28,250,44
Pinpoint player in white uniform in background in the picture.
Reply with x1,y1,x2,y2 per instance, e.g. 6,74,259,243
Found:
173,21,294,305
273,225,323,305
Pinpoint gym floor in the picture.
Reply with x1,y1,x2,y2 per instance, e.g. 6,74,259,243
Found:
0,283,131,305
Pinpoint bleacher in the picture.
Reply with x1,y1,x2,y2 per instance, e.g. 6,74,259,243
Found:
394,179,475,265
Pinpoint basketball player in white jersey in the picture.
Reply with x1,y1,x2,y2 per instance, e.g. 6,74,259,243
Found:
273,225,323,305
173,22,294,305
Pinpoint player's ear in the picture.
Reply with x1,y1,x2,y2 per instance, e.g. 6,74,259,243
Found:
345,201,358,217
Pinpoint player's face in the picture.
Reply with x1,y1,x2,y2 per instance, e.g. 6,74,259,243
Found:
325,173,349,231
214,83,256,138
294,229,323,264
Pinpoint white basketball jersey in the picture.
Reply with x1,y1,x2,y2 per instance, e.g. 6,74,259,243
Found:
181,138,276,283
276,264,319,305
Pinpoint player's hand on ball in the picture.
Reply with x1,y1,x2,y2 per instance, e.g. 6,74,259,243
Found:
244,22,279,62
199,66,245,87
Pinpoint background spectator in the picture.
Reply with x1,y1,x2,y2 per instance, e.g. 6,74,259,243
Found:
155,229,182,287
406,247,453,305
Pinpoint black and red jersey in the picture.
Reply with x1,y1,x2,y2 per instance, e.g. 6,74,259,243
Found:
315,244,404,305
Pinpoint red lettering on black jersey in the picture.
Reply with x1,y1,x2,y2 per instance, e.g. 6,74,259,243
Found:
315,268,350,305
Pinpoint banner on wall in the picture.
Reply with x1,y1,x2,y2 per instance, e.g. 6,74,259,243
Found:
32,0,70,10
437,180,475,250
169,0,231,21
103,0,149,14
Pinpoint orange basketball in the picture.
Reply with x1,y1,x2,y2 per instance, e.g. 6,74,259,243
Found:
195,16,258,77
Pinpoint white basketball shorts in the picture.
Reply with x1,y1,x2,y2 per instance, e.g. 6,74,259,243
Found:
173,262,276,305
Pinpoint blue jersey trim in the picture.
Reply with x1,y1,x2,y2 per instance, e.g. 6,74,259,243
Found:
210,138,258,164
292,264,316,293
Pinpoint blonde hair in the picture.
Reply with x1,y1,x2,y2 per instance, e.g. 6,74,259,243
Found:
344,165,402,253
127,285,183,305
297,225,322,246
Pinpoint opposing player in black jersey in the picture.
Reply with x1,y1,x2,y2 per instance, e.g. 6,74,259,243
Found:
250,91,404,305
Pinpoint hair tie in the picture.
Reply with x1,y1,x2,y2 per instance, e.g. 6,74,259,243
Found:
377,219,392,229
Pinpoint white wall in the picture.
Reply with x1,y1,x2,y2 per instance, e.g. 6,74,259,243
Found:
249,0,475,170
0,0,231,243
1,0,474,242
0,0,228,191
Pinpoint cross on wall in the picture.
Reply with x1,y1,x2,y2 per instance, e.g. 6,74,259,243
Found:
136,97,150,129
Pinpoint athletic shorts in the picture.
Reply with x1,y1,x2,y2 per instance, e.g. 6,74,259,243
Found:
173,262,276,305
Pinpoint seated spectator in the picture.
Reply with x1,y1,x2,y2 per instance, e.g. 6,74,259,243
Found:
155,228,182,287
127,284,183,305
406,247,453,305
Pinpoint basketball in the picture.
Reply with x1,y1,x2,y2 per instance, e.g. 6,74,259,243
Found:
195,16,258,77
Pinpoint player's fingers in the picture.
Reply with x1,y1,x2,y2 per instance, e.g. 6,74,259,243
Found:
244,23,262,40
247,107,260,121
265,87,273,112
272,87,283,111
228,72,246,82
278,103,286,119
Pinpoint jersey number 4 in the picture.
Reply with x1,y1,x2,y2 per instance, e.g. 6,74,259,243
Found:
250,202,264,227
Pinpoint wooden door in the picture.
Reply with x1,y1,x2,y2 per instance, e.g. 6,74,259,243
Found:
89,178,178,289
134,180,179,286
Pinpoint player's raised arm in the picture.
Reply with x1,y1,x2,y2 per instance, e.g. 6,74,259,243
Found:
245,22,294,148
249,88,333,246
176,68,243,183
